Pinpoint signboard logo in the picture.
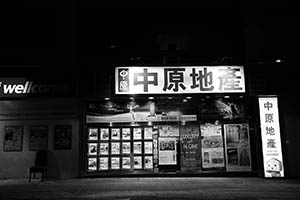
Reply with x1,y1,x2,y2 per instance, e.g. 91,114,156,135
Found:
0,78,71,98
118,68,129,92
115,66,245,94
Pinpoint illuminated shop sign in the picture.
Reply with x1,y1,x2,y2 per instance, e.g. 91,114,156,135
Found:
0,78,71,97
115,66,245,94
259,97,284,178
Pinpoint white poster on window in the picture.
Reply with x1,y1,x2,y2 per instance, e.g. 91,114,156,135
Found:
158,137,177,165
259,97,284,178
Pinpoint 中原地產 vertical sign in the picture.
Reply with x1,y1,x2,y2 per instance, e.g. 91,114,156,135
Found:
259,97,284,178
115,66,245,94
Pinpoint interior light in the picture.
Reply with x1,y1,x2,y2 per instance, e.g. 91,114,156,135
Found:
148,97,154,100
104,97,110,101
186,96,192,99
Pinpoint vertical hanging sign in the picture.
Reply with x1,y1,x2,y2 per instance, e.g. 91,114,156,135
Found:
259,97,284,178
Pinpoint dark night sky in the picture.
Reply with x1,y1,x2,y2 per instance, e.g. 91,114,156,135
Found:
1,1,300,71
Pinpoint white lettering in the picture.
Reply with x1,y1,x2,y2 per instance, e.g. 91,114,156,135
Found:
0,81,64,96
3,84,17,94
23,81,29,93
15,85,24,94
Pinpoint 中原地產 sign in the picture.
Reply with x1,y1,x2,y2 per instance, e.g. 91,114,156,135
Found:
115,66,245,94
259,96,284,178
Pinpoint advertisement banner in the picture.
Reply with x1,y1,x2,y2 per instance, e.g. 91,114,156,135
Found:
180,125,201,171
158,137,177,165
115,66,245,94
224,124,251,171
200,123,225,168
259,97,284,178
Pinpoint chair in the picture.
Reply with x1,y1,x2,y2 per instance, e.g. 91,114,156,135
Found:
29,150,48,182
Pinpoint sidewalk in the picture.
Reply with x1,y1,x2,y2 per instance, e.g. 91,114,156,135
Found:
1,177,300,200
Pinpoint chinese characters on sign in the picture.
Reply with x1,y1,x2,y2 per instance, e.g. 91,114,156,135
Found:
259,97,284,178
116,66,245,94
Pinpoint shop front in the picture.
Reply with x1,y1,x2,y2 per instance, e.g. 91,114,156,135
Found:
84,66,258,176
0,75,80,179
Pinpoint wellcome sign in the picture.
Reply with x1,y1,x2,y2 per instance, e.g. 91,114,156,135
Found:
115,66,245,94
0,78,71,98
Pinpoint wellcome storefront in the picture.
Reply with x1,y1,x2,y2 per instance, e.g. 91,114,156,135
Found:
0,74,81,179
83,65,276,177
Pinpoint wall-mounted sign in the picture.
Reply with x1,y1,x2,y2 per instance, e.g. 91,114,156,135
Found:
0,78,73,98
259,97,284,178
115,66,245,94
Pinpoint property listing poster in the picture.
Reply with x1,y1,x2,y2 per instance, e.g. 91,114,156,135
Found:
134,156,142,169
158,137,177,165
180,125,201,171
259,97,284,178
134,142,142,154
122,128,131,140
200,123,225,168
111,157,120,169
88,128,98,141
133,128,142,140
88,158,97,171
99,143,109,155
144,156,153,169
100,128,109,140
122,142,131,154
111,142,120,154
144,141,153,154
111,128,120,140
99,157,108,170
122,157,131,169
88,143,98,156
224,124,251,171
